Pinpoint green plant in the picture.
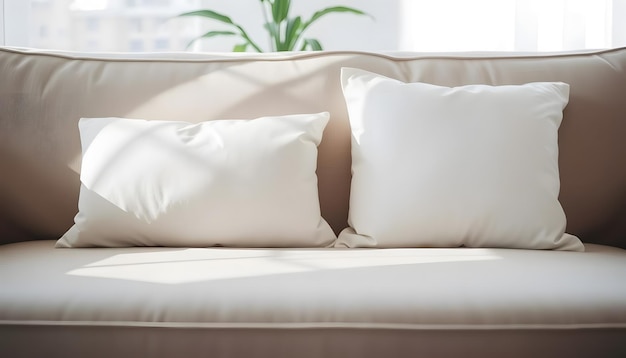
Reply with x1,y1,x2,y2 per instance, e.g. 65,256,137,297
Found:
177,0,371,52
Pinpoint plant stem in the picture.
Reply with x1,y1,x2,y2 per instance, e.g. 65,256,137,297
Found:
235,24,264,52
260,0,274,51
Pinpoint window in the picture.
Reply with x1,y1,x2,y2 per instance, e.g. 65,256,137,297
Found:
129,39,144,52
400,0,621,51
85,18,100,33
86,40,99,52
154,38,169,50
129,18,143,33
1,0,203,50
143,0,170,6
2,0,625,52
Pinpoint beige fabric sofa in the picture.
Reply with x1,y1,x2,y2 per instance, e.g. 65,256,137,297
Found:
1,46,625,357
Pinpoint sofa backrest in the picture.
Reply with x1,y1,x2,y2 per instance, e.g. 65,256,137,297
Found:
1,47,625,247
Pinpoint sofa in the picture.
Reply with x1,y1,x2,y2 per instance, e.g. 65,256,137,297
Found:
1,45,625,357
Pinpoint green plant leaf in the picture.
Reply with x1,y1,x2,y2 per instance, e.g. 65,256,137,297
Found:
284,16,302,50
297,6,370,49
186,30,237,49
301,38,323,51
199,30,237,38
178,3,370,53
308,6,370,25
177,8,264,52
233,24,264,52
272,0,291,23
264,22,280,40
264,22,281,51
233,43,248,52
177,10,235,25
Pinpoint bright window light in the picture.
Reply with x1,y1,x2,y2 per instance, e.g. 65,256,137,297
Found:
70,0,109,11
0,0,622,52
400,0,614,52
400,0,517,51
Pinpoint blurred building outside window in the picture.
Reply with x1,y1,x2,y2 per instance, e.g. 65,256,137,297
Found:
1,0,205,52
1,0,625,52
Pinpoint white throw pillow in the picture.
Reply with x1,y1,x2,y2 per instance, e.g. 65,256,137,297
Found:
337,68,583,251
57,113,336,248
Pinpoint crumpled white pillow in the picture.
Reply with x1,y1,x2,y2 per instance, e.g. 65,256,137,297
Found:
337,67,584,251
57,113,336,248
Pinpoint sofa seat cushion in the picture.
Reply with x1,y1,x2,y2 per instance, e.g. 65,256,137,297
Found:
2,240,626,329
2,240,626,357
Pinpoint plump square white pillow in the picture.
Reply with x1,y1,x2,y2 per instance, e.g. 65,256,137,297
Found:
57,113,336,248
337,68,583,251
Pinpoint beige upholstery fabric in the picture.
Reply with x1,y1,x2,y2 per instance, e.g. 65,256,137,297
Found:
1,47,626,357
1,47,626,248
4,240,626,326
1,241,625,357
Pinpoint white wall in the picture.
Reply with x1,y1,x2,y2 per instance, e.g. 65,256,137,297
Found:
614,0,626,47
0,0,5,45
2,0,31,47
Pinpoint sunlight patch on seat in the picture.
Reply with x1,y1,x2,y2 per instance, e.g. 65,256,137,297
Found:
66,248,502,284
